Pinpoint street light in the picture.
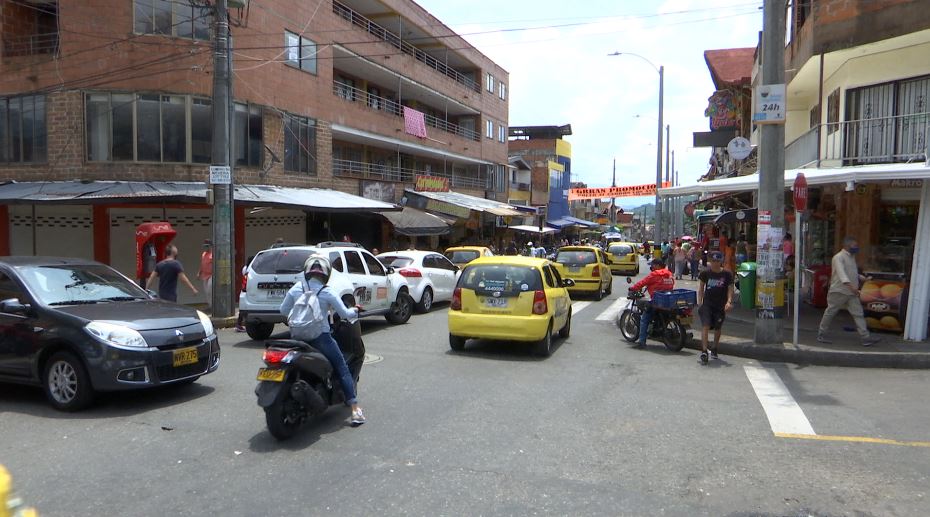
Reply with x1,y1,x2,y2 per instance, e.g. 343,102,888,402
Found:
608,51,664,244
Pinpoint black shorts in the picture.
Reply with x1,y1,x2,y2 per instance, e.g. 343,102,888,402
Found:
698,304,726,330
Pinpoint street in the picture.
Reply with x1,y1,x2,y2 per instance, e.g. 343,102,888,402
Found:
2,265,930,516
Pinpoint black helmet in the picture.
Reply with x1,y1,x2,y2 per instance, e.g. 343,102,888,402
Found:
649,257,665,268
303,255,332,283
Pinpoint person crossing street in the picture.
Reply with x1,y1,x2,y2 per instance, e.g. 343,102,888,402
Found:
697,251,735,365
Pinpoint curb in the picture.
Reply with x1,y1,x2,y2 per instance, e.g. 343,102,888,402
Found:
210,315,238,329
681,337,930,369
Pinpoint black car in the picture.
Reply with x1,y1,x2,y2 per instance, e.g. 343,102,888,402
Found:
0,257,220,411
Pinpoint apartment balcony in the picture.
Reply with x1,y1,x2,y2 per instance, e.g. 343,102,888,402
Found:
332,159,489,190
332,81,480,142
332,0,480,93
785,112,929,168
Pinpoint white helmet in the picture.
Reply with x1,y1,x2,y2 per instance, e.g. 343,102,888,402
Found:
527,241,533,246
304,254,332,283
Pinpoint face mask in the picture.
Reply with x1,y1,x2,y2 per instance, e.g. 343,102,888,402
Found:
849,246,860,254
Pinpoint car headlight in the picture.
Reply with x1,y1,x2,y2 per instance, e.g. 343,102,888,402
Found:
197,310,215,337
85,321,147,348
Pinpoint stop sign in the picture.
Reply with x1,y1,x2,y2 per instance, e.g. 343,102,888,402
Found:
793,173,808,211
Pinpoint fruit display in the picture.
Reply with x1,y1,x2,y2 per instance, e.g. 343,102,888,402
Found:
860,276,907,333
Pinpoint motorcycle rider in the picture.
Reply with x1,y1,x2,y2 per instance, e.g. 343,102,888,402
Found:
280,255,365,426
629,257,676,348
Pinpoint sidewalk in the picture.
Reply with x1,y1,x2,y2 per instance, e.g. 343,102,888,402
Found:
671,277,930,369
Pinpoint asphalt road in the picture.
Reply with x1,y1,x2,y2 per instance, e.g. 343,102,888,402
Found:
2,259,929,516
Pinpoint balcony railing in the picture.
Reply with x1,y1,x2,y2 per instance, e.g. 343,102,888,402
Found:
332,159,489,190
332,81,481,141
332,0,480,93
786,112,930,167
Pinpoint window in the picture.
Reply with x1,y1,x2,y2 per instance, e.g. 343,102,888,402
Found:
234,103,263,167
809,103,820,129
495,164,506,193
134,0,211,41
345,252,366,275
362,252,385,276
486,73,494,93
0,95,47,163
498,125,506,143
542,266,555,288
191,98,212,164
335,76,356,101
284,114,317,175
328,252,344,272
486,119,493,139
0,272,25,303
826,88,840,135
285,31,317,74
845,75,930,163
499,82,507,100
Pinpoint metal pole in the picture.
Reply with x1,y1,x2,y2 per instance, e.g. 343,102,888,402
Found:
211,0,233,318
654,65,664,244
665,125,670,239
793,210,801,345
755,0,786,344
611,158,616,224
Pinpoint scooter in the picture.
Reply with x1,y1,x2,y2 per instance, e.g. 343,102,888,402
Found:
255,313,365,441
616,279,693,352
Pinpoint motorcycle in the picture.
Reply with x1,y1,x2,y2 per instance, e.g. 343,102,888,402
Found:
616,279,693,352
255,311,365,441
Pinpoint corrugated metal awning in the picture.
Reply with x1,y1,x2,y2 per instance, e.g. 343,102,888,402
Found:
380,207,450,236
403,189,525,217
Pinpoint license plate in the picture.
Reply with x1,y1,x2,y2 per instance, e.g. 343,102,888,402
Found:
172,347,199,367
484,297,508,308
568,266,581,273
264,289,286,299
256,368,285,382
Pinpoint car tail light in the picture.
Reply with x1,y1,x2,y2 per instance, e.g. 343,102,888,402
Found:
398,268,422,278
532,290,548,315
592,265,600,277
451,287,462,310
263,348,291,365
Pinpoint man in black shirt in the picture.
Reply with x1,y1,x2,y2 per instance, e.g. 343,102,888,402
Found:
146,244,199,303
697,251,735,365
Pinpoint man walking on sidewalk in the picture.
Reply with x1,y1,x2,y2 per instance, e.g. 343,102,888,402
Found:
199,239,213,312
697,251,734,365
817,236,881,346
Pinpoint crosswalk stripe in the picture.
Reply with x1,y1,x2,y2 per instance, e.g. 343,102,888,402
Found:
595,297,628,321
744,365,815,436
571,301,592,315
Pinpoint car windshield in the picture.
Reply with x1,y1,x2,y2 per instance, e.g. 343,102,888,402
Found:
608,245,633,255
379,256,413,268
446,250,479,263
17,264,149,306
250,249,314,274
556,250,597,266
459,265,542,296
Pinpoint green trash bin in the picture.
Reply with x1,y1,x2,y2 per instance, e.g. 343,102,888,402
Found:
736,262,757,309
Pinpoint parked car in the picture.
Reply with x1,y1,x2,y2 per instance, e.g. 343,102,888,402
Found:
0,256,220,411
447,256,574,356
606,242,640,275
551,246,613,300
238,242,413,340
376,250,460,312
444,246,493,268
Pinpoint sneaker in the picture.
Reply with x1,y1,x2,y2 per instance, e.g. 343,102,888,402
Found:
634,341,646,349
862,336,881,347
350,408,366,426
700,352,709,365
710,348,719,359
816,334,832,344
235,325,246,333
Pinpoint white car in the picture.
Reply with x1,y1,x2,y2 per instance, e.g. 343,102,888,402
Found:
239,243,414,340
377,250,460,312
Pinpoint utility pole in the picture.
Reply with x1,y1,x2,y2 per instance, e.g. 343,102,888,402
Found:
755,0,787,344
664,124,670,239
211,0,234,319
654,66,664,244
610,158,616,225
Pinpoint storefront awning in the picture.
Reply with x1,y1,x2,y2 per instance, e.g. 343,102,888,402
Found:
563,216,599,227
509,225,556,234
546,218,581,229
0,181,399,212
403,189,525,218
713,208,757,225
380,207,450,236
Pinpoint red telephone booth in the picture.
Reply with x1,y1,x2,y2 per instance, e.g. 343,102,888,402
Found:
136,222,177,283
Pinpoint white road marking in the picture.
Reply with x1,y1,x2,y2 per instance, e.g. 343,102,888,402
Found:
571,301,592,315
744,365,816,436
595,297,628,321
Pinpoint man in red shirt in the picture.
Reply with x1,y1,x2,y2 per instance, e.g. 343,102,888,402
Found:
630,257,676,347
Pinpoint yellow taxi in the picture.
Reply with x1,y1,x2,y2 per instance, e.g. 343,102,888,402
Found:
448,256,574,356
606,242,640,276
444,246,493,268
551,246,613,300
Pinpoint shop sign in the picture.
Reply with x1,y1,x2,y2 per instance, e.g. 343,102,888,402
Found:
726,137,752,160
753,84,786,125
425,199,470,219
209,165,231,185
415,175,450,192
360,180,396,203
705,90,741,131
568,182,671,201
890,179,923,188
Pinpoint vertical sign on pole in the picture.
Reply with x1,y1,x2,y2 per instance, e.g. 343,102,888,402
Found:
792,173,808,346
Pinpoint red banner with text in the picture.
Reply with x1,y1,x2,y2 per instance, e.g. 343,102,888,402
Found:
568,182,671,200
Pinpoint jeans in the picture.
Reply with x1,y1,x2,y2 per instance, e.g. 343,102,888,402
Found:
310,332,358,405
637,305,655,344
689,259,700,279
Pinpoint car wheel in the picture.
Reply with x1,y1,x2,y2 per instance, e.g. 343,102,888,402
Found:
449,334,466,351
605,280,613,296
246,321,275,340
533,322,553,357
558,310,572,339
594,285,604,301
415,287,433,313
43,351,94,412
386,291,413,324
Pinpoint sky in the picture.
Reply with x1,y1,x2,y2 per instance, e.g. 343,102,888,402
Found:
415,0,763,207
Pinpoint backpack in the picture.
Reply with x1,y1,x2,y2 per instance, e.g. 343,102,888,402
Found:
287,280,328,342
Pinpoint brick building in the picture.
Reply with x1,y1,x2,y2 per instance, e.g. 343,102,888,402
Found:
0,0,510,305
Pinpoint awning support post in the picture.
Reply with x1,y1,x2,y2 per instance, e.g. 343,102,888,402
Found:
904,181,930,341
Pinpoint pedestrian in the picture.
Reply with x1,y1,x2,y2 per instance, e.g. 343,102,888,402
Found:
199,239,213,311
736,232,749,264
688,243,700,281
146,244,198,302
673,242,687,280
505,240,518,256
817,236,881,346
236,255,254,332
371,248,380,256
697,251,735,365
